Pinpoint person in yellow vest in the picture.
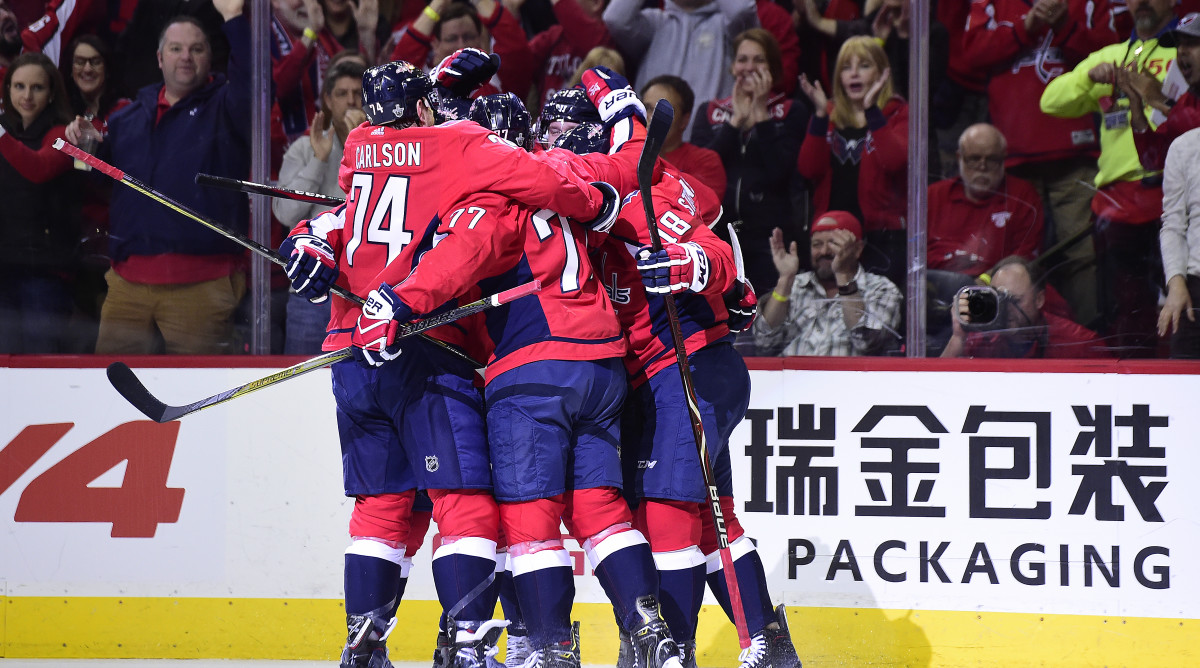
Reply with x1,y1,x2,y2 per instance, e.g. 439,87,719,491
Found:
1040,0,1179,358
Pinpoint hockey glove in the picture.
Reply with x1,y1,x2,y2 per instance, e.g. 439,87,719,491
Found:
636,242,710,295
350,283,415,367
435,48,501,98
581,181,620,234
280,233,339,303
581,66,646,126
723,278,758,332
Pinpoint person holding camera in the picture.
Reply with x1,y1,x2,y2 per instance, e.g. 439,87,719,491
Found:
941,255,1111,359
754,210,903,356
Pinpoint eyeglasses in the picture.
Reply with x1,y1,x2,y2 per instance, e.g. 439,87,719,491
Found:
960,154,1005,169
72,56,104,69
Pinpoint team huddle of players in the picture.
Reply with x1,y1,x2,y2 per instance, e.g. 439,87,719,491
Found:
278,48,800,668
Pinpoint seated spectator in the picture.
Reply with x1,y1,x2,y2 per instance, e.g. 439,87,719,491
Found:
798,35,908,288
942,255,1111,358
274,59,364,354
753,211,903,356
0,51,80,353
390,0,534,98
1119,13,1200,172
928,123,1044,277
692,28,808,295
639,74,726,204
603,0,759,140
525,0,615,111
1158,126,1200,358
71,4,251,355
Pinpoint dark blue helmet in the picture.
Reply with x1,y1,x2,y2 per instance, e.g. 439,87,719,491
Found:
470,93,533,151
552,122,609,156
536,87,601,148
431,85,474,123
362,61,433,126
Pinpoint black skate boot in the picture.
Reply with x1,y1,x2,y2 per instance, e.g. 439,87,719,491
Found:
627,595,684,668
340,614,396,668
433,618,509,668
525,621,581,668
736,604,801,668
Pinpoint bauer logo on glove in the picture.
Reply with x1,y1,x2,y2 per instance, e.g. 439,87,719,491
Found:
637,242,710,295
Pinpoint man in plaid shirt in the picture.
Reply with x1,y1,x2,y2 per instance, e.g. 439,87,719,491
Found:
753,211,903,356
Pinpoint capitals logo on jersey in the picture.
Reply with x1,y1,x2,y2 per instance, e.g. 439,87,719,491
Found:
600,251,632,305
991,211,1012,229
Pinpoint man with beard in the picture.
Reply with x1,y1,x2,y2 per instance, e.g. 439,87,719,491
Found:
0,2,20,76
928,123,1045,278
753,211,903,356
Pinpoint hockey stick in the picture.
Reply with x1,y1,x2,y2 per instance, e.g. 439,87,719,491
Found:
53,139,480,368
637,101,751,649
107,280,541,422
195,173,346,205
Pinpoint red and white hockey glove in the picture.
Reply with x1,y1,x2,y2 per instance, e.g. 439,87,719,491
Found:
351,283,415,367
581,66,646,126
280,233,339,304
723,278,758,332
636,242,710,295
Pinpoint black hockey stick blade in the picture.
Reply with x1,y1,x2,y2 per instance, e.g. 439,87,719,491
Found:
196,173,346,205
636,100,675,252
105,280,542,422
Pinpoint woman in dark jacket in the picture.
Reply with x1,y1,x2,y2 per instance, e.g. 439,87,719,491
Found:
0,52,80,353
692,28,810,296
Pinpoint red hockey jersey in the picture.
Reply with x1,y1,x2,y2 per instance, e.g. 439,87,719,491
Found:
288,119,606,354
591,168,737,386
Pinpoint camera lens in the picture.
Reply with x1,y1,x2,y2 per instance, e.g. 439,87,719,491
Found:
966,289,999,324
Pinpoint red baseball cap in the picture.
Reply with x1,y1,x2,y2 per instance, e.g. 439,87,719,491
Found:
811,210,862,240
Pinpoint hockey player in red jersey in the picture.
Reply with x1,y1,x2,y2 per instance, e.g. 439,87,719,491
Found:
569,68,804,668
278,56,617,668
352,86,687,667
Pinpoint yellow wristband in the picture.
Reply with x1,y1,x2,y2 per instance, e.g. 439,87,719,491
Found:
302,27,319,41
978,272,991,286
771,290,790,303
423,5,441,22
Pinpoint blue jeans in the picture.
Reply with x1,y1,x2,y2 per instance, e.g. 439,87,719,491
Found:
284,290,332,355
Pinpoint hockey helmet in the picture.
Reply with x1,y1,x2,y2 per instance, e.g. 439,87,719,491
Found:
362,61,434,126
470,93,534,151
552,122,609,156
536,87,601,148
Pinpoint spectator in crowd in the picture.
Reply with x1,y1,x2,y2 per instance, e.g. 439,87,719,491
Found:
1041,0,1178,357
640,74,726,202
963,0,1117,331
798,35,908,288
603,0,759,140
271,0,344,143
941,255,1111,358
319,0,383,63
792,0,867,93
0,1,22,81
1118,13,1200,171
62,35,130,351
754,211,903,356
69,2,250,354
564,44,624,87
390,0,535,99
928,123,1045,278
0,51,80,353
16,0,109,67
522,0,615,111
116,0,229,96
692,28,808,295
1158,126,1200,357
274,59,364,354
755,0,800,97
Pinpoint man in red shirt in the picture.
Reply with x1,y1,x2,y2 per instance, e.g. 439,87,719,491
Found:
639,74,727,201
941,255,1112,358
928,123,1045,277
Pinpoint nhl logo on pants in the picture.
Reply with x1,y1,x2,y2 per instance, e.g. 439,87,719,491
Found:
425,456,440,472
